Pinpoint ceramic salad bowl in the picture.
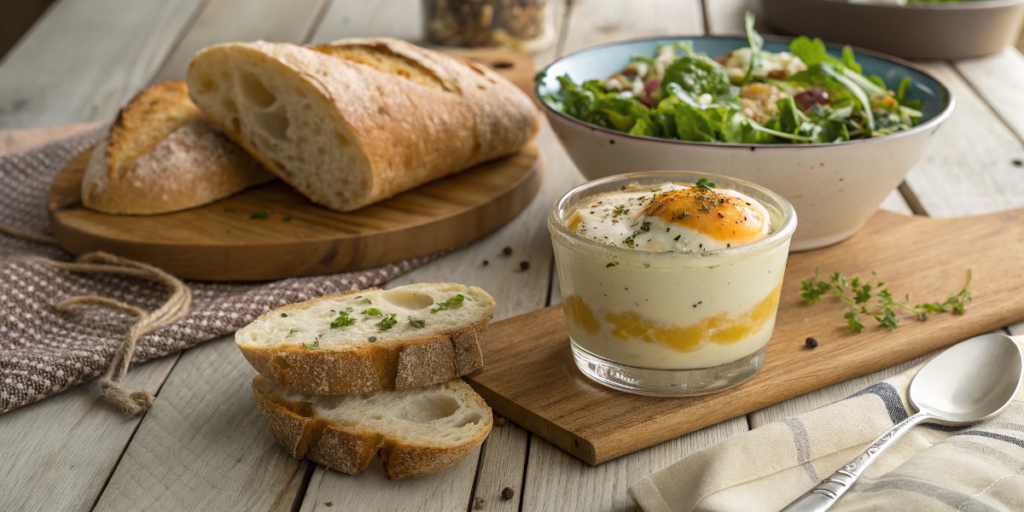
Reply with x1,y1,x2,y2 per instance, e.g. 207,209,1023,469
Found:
536,36,954,251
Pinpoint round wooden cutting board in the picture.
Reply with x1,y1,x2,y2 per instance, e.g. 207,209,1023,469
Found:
49,146,542,281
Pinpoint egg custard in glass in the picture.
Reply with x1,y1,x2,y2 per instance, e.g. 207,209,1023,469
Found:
549,172,796,396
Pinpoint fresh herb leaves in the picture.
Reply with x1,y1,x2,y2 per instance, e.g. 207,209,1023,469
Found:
362,308,381,316
330,307,356,328
801,268,972,332
303,337,320,350
376,313,398,330
606,262,618,268
409,318,426,328
695,178,716,190
287,328,299,337
250,210,270,219
431,294,465,313
612,205,628,217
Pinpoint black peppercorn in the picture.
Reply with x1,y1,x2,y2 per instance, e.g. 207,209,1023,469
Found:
503,246,513,256
483,260,489,266
502,487,515,500
520,261,529,271
805,337,818,349
368,336,377,343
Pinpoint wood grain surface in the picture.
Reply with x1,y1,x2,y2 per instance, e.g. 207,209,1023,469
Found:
467,208,1024,465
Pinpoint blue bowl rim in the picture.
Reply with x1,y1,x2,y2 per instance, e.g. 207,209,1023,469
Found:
536,34,956,149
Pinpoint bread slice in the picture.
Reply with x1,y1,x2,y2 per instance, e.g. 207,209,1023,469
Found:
185,38,538,212
236,283,496,395
253,375,492,479
81,81,274,215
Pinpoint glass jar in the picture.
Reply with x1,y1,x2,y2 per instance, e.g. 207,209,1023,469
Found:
548,171,797,396
423,0,556,52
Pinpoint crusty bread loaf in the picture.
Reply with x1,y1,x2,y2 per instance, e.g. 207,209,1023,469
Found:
185,38,538,212
81,81,274,215
236,283,496,395
253,375,492,480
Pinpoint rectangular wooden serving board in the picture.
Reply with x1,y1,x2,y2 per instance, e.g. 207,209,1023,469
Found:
464,208,1024,465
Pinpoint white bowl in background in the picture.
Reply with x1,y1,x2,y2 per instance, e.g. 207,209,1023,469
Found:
537,36,954,251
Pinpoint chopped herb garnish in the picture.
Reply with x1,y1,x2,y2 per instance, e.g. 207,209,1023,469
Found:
280,313,288,317
362,308,381,316
695,178,716,190
282,215,292,222
409,318,426,328
303,340,320,350
620,186,627,191
640,221,651,233
330,311,355,327
251,210,270,219
651,188,662,192
801,268,972,332
606,262,618,268
287,328,299,337
375,313,398,330
612,205,627,217
431,294,465,313
673,235,681,241
623,232,637,248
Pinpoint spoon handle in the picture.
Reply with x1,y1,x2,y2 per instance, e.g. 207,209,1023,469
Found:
780,411,931,512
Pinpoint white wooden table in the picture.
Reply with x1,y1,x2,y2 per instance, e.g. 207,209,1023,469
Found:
2,1,1024,510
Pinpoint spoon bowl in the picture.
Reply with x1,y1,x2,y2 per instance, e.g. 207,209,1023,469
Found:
910,333,1023,426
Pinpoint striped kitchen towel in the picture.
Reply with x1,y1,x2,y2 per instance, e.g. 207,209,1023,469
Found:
629,340,1024,512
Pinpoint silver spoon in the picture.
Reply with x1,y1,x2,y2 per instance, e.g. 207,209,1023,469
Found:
782,333,1023,512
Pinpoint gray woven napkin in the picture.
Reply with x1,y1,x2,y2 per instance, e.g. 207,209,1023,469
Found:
629,344,1024,512
0,127,436,414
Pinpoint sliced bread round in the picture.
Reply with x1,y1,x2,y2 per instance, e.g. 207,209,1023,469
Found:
236,283,496,395
253,375,492,480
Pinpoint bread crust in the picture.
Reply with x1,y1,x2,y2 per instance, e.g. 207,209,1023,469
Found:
252,376,492,480
82,81,273,215
186,39,539,212
236,286,494,395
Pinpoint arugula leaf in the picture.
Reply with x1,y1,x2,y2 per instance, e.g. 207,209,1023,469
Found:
431,294,465,313
742,11,764,85
788,36,841,67
841,46,862,75
896,77,911,102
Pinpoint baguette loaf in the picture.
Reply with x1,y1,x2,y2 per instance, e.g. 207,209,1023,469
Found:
186,38,538,212
81,81,274,215
236,283,496,395
253,375,492,480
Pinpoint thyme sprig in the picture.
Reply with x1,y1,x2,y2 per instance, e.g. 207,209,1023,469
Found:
801,268,972,332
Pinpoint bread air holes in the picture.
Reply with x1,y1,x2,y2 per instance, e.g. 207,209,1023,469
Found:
381,290,434,311
236,72,277,108
272,355,291,371
252,110,290,141
453,412,483,428
398,394,460,423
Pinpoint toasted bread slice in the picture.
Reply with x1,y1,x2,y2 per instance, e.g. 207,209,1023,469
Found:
186,39,537,212
253,375,491,480
82,81,274,215
236,283,496,395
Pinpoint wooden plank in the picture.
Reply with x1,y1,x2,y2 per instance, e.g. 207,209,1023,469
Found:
900,62,1024,218
955,48,1024,146
0,355,178,511
469,422,530,512
0,0,207,129
558,0,703,57
309,0,424,44
702,0,757,36
93,337,310,512
151,0,330,83
522,417,748,511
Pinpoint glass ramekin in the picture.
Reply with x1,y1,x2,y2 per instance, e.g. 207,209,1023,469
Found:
548,171,797,396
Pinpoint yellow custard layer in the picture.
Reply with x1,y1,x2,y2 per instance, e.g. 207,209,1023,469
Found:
564,281,782,354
